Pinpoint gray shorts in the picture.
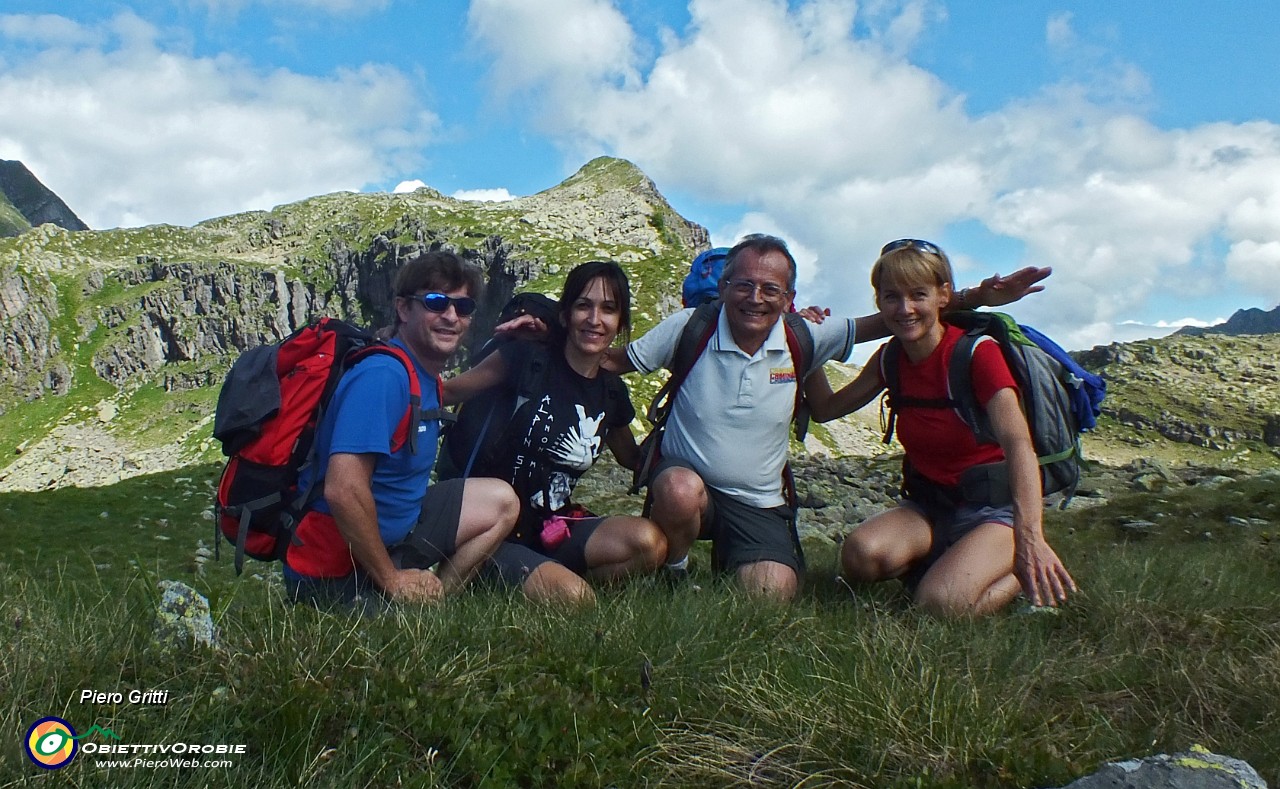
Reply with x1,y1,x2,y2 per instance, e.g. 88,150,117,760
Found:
388,478,465,570
483,517,605,588
898,496,1014,591
653,457,802,575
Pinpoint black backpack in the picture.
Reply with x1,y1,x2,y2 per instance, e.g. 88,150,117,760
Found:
629,300,817,510
438,291,562,480
880,310,1093,507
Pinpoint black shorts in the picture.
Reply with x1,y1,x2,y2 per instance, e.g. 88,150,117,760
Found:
285,478,466,612
483,517,605,588
388,478,465,570
653,457,802,575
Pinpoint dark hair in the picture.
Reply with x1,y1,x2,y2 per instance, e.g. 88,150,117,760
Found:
721,233,798,291
391,250,484,334
559,260,632,344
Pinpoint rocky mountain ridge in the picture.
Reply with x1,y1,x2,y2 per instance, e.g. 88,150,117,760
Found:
0,158,1277,492
0,160,89,237
1177,304,1280,337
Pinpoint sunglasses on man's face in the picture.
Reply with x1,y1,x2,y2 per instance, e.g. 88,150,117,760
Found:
880,238,943,257
413,292,477,316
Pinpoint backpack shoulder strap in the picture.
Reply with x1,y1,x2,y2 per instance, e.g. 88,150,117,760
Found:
945,329,992,443
513,341,553,409
645,302,719,424
671,302,720,382
460,342,552,479
632,303,719,497
781,312,816,441
347,343,429,455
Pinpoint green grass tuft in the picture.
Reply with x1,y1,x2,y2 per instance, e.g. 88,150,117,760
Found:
2,469,1278,786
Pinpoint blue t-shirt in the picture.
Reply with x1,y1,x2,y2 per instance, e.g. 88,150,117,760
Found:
300,339,441,546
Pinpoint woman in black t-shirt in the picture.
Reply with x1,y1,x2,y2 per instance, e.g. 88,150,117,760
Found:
442,261,666,604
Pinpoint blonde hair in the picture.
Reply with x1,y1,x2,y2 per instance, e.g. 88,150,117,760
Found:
870,244,954,297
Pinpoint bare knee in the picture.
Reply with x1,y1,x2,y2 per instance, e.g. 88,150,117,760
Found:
523,564,596,607
652,468,706,519
738,562,798,602
631,520,668,570
841,531,892,582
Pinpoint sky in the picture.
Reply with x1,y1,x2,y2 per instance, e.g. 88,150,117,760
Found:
2,0,1278,355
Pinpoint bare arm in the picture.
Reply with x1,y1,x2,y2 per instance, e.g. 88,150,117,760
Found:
325,452,443,603
605,424,640,471
600,346,637,374
985,388,1076,607
441,350,509,406
852,266,1053,344
804,351,886,423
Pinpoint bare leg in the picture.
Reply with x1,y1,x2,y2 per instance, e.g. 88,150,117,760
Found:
840,506,934,583
737,560,798,601
437,478,519,593
648,466,709,563
521,561,595,606
582,515,667,582
913,521,1020,618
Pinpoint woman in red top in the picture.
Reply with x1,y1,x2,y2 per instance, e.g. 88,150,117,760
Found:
807,240,1075,617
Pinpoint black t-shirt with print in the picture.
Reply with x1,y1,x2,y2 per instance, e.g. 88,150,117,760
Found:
475,340,635,546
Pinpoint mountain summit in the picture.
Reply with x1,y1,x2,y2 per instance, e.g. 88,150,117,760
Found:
1176,304,1280,337
0,160,89,237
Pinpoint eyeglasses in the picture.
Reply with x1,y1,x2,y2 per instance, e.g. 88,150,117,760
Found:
880,239,943,257
412,292,477,316
727,279,789,300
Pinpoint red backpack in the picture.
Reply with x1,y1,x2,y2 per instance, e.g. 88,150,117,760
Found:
212,318,440,574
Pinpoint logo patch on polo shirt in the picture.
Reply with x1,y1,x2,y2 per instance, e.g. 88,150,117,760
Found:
769,367,797,384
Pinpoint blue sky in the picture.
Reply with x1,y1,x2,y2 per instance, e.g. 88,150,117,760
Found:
2,0,1278,354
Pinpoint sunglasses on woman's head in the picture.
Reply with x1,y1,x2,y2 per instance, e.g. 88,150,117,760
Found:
880,239,943,257
414,292,477,316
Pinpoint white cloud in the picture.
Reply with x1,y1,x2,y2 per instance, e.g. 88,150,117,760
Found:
468,0,638,98
1225,239,1280,300
0,12,436,228
394,180,427,194
0,13,102,47
472,0,1280,347
452,188,516,202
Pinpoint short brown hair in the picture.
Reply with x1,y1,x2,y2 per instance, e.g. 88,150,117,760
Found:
393,250,484,299
870,244,954,295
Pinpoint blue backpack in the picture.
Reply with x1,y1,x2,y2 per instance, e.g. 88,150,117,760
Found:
681,247,730,307
881,311,1105,506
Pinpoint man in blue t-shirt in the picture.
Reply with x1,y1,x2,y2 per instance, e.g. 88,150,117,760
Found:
284,251,518,609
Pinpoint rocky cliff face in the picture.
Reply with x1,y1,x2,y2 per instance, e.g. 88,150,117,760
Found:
0,157,1275,491
1076,333,1280,451
0,160,89,236
0,157,709,490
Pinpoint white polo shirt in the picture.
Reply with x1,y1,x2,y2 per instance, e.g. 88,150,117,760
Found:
627,307,856,508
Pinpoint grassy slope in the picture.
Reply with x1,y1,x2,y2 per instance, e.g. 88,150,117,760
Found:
0,158,693,473
2,466,1278,787
0,191,29,237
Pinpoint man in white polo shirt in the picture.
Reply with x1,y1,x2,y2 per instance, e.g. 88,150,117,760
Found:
609,234,1049,600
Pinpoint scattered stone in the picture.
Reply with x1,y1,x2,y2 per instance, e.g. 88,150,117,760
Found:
1116,520,1157,540
1051,745,1268,788
1201,476,1237,488
152,580,217,650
